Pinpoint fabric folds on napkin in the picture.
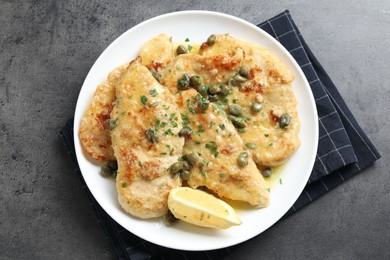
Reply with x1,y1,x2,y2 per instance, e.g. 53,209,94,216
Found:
59,10,380,260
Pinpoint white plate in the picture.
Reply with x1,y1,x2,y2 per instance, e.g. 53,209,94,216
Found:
74,10,318,251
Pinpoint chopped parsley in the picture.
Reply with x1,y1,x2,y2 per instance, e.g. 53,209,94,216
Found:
181,113,190,125
169,113,175,120
219,124,226,130
154,118,161,131
197,124,205,133
185,37,190,42
107,118,118,130
219,173,225,178
149,89,158,97
264,134,269,137
245,142,257,149
140,95,147,105
188,45,193,51
188,105,196,114
121,182,127,188
163,129,174,136
151,70,161,82
205,142,214,148
238,128,246,133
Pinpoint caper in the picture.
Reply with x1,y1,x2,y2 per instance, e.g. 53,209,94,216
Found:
220,84,231,96
229,104,242,116
262,168,272,178
237,152,249,167
178,127,191,138
180,170,191,180
209,94,219,102
100,165,112,177
101,160,118,178
233,74,248,83
177,74,190,89
207,34,216,46
170,161,183,174
163,210,178,226
190,75,201,87
176,45,188,55
208,84,221,94
197,85,209,98
145,128,159,143
251,102,262,113
107,118,118,130
197,99,210,111
228,75,247,87
182,161,190,171
228,115,247,128
228,78,237,87
239,66,250,78
279,114,291,128
186,153,199,165
107,160,118,171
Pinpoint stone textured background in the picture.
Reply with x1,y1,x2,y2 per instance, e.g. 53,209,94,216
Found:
1,0,389,259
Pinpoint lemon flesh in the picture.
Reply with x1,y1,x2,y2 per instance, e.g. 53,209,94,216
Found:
167,187,242,229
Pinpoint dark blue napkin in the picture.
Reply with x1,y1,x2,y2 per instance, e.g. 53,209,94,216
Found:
59,10,380,260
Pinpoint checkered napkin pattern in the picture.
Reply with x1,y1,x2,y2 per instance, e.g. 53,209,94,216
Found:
59,10,380,260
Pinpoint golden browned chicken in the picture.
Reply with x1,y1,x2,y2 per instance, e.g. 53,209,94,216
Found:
199,34,300,166
79,34,174,162
177,89,270,207
79,64,127,162
110,57,184,219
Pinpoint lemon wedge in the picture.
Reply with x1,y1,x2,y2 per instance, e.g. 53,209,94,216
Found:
167,187,242,229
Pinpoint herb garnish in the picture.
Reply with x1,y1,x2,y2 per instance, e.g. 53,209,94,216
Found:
149,89,158,97
140,95,147,105
245,142,257,149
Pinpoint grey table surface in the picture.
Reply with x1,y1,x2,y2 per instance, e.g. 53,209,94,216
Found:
1,0,389,259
